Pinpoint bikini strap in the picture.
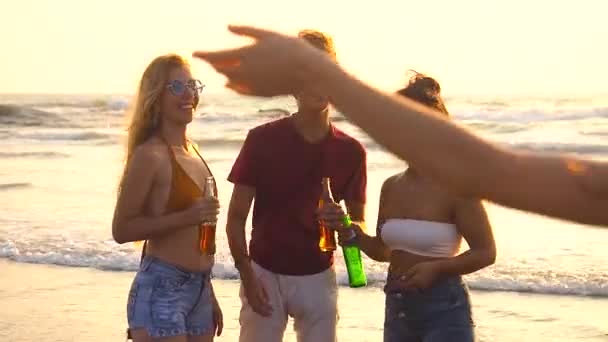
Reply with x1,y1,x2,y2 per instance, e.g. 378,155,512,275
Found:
189,139,218,196
159,135,180,164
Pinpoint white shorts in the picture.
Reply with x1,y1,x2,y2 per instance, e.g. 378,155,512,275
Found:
239,261,338,342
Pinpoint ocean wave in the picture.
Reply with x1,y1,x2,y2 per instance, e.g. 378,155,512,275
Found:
362,137,608,156
196,106,291,122
465,121,529,134
0,151,70,159
0,104,69,127
465,268,608,297
508,141,608,155
466,277,608,297
579,129,608,137
192,137,246,149
15,130,115,142
454,107,608,124
1,240,606,298
0,182,32,190
257,108,291,116
20,98,129,111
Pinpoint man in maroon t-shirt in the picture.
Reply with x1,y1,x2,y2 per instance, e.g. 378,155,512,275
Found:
225,29,367,342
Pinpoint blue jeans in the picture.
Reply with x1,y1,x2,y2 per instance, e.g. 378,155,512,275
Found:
383,276,476,342
126,256,214,338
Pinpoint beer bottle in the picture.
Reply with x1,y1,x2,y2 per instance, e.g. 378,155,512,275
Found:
341,215,367,288
318,177,337,252
200,176,217,255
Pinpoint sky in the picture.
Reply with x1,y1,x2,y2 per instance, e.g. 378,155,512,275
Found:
1,0,606,96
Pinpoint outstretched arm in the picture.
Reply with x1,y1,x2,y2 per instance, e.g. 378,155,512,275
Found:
194,26,608,226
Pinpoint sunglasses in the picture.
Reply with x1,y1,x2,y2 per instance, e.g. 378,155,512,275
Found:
166,79,205,96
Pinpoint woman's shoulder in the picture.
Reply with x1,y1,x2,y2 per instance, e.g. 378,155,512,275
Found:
387,172,405,183
130,138,168,166
381,172,404,192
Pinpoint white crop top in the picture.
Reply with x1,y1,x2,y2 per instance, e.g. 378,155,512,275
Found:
380,218,462,257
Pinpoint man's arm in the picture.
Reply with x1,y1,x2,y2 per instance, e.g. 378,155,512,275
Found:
226,184,255,274
343,143,367,223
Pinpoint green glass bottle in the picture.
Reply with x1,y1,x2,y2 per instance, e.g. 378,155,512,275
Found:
341,215,367,288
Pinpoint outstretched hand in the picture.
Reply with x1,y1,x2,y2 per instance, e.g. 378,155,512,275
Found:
193,25,332,97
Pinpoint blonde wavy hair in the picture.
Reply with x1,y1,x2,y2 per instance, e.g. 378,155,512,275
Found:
118,54,190,193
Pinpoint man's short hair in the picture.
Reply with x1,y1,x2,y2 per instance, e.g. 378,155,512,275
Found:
298,29,336,60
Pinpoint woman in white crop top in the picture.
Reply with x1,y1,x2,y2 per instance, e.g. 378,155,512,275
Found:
336,73,496,342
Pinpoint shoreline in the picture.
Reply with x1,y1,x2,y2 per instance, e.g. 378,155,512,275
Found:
1,259,607,341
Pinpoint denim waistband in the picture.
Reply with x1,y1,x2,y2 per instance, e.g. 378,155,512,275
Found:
384,275,465,294
140,256,211,280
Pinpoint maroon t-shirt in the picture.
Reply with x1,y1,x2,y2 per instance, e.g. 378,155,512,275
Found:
228,117,367,275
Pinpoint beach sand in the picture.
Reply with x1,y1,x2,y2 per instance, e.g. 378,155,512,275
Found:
1,259,606,342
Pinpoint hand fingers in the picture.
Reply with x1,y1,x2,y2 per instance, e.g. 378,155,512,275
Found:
245,278,273,316
344,224,363,238
211,58,242,70
202,197,220,208
227,25,278,39
320,211,345,221
252,298,273,317
318,202,342,210
192,48,247,65
259,280,270,305
328,221,346,231
201,208,220,216
215,311,223,336
317,205,345,221
337,228,356,240
198,198,220,212
404,265,418,280
245,286,271,316
402,277,419,290
202,196,219,203
324,203,343,211
386,275,418,291
337,229,356,246
257,282,273,316
349,223,362,232
192,26,278,63
193,44,257,96
200,206,220,216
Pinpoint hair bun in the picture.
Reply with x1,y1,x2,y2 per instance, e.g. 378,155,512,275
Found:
397,70,449,116
409,71,441,97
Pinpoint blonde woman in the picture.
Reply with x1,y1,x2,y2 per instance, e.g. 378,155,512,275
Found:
112,54,223,342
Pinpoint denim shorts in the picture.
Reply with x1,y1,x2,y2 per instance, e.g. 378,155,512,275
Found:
383,276,476,342
126,256,214,338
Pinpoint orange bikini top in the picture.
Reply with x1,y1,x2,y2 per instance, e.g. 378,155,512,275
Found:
138,137,216,262
161,136,217,212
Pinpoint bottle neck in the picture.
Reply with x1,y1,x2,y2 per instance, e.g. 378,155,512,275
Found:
204,180,216,197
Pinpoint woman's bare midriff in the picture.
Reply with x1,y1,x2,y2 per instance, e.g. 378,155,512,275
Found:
146,230,214,272
385,249,447,286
